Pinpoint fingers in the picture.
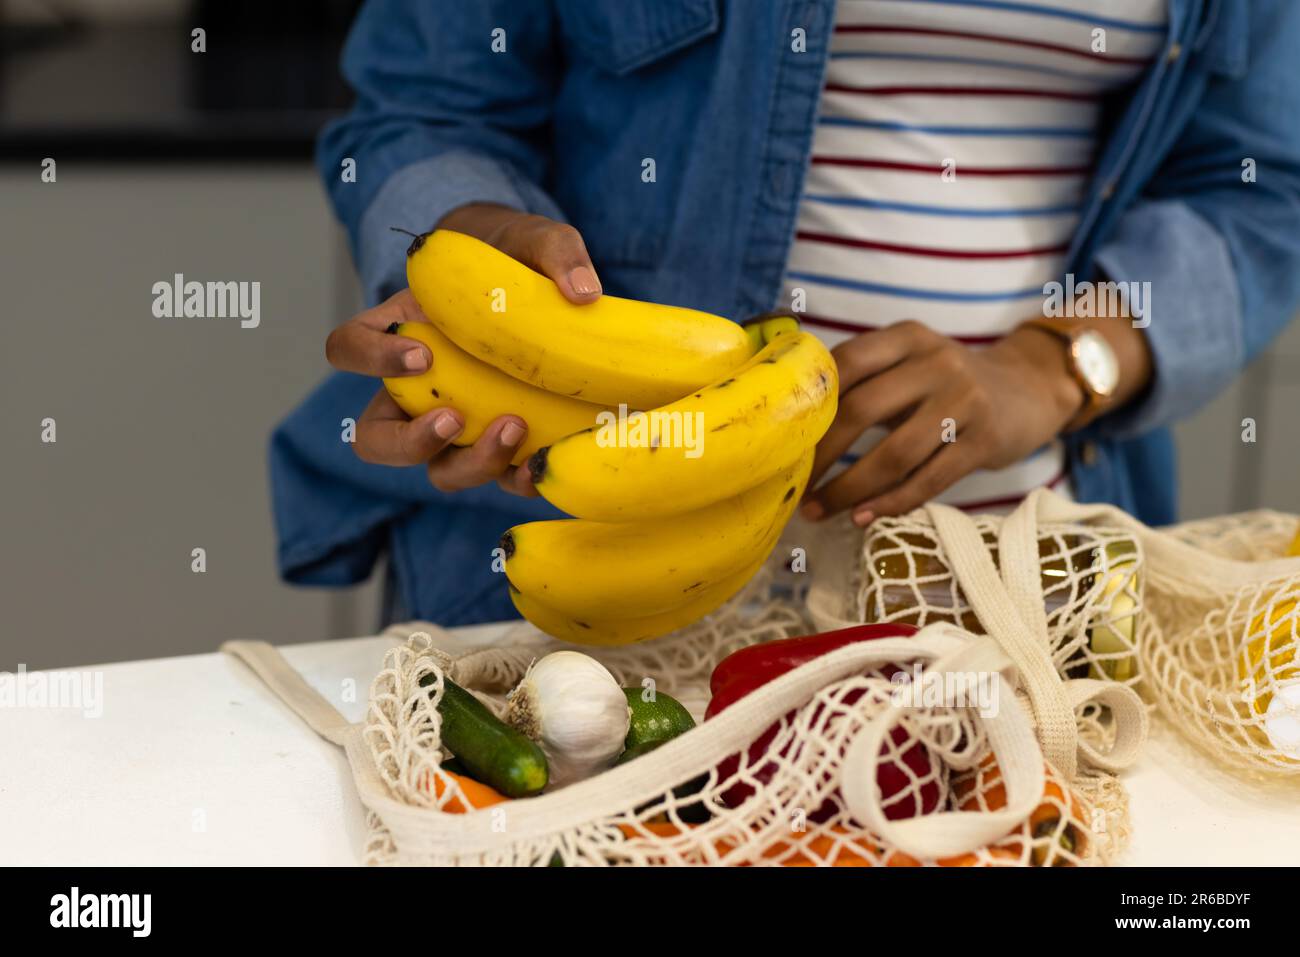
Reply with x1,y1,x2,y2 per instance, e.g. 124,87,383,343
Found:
497,463,539,498
806,357,942,490
326,321,429,377
831,320,941,394
493,216,602,304
426,415,531,493
353,390,464,467
326,290,431,377
853,441,975,523
351,395,537,497
806,396,953,519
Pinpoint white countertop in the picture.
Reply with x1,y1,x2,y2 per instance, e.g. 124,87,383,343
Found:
3,624,1298,866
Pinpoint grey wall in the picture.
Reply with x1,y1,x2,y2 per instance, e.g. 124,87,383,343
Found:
1,163,1297,670
1,164,380,670
1174,318,1300,519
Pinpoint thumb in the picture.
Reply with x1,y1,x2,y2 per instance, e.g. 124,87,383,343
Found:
503,219,603,305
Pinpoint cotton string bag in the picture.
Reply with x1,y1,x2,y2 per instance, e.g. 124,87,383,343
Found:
812,488,1300,775
223,560,1110,866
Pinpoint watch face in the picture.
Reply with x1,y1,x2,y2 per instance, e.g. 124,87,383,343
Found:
1072,330,1119,398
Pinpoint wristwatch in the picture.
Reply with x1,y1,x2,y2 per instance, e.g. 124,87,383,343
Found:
1018,317,1120,432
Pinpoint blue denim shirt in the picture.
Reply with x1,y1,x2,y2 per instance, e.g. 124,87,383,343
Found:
273,0,1300,625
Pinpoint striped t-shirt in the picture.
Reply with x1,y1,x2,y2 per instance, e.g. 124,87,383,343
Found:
784,0,1168,511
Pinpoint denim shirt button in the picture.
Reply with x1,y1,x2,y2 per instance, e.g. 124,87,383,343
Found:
1080,441,1099,467
1100,181,1117,200
1166,42,1183,63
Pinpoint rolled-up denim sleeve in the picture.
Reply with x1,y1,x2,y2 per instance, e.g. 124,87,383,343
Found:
355,151,567,304
316,0,566,304
1089,0,1300,440
1089,200,1243,439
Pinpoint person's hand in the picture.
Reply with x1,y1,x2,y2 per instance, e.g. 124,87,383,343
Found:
324,204,601,496
800,321,1086,525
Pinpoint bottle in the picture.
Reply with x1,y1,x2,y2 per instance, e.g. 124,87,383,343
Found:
862,530,1139,680
1088,541,1139,682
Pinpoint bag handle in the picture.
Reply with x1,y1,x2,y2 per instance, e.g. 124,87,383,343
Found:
926,500,1083,778
925,493,1149,779
1061,677,1148,773
841,627,1048,860
221,639,353,747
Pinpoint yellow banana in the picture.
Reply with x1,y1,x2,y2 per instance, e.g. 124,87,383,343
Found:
502,449,812,619
744,314,801,352
404,229,752,407
529,330,837,521
509,556,765,647
382,322,609,466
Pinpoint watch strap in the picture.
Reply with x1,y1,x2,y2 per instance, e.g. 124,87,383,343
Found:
1017,317,1109,432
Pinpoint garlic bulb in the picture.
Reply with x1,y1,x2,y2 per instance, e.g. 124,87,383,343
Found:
506,651,630,788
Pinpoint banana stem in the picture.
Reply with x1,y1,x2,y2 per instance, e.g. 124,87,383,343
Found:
389,225,428,255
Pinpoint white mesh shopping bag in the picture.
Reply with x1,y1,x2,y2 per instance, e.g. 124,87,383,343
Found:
223,583,1115,867
806,488,1300,776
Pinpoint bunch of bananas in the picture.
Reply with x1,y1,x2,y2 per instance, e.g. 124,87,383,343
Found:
387,229,839,645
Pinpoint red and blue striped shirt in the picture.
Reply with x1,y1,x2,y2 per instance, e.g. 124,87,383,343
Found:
786,0,1168,511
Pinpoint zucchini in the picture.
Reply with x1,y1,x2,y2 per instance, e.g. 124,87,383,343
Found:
420,674,548,798
440,756,470,777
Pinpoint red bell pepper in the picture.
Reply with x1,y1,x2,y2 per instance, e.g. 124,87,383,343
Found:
706,622,941,822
